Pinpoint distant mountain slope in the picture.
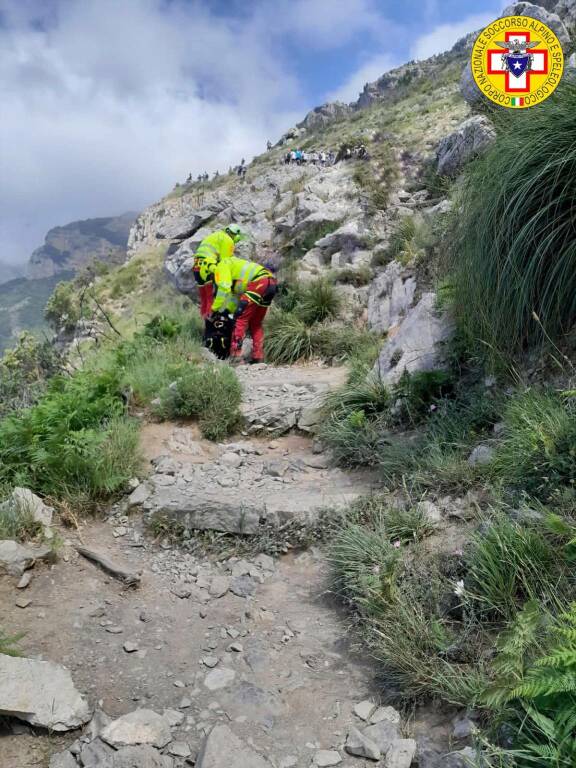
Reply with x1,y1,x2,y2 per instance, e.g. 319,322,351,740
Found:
0,261,24,286
0,272,73,353
27,212,137,279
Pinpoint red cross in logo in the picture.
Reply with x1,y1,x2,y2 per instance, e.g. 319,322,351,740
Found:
487,30,548,92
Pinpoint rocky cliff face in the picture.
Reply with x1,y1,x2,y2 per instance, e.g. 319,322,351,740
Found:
27,212,136,279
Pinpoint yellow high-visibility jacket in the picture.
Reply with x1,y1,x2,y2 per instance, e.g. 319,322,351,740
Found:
211,257,272,312
195,231,236,282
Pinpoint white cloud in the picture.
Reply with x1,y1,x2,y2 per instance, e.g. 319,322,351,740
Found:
411,12,496,60
0,0,304,265
326,53,398,103
267,0,387,48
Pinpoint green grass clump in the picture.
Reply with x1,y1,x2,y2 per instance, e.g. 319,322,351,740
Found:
320,410,392,467
297,278,341,325
0,369,142,501
330,518,399,613
491,391,576,501
451,83,576,360
466,514,562,622
264,311,315,364
156,364,242,441
0,628,23,656
0,491,43,541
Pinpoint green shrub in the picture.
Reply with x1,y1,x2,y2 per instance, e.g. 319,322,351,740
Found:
0,332,63,417
492,391,576,500
466,515,563,622
393,370,454,426
115,332,203,406
157,364,242,441
485,603,576,767
296,278,341,325
0,370,141,500
451,83,576,359
333,266,373,286
143,314,182,340
44,281,81,332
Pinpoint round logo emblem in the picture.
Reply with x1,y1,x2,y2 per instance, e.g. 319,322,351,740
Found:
471,15,564,108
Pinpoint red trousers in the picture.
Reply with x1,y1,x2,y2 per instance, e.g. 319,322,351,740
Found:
199,284,213,319
231,303,269,361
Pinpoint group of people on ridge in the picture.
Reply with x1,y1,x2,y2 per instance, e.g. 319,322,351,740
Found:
283,143,368,167
191,225,277,364
284,149,335,166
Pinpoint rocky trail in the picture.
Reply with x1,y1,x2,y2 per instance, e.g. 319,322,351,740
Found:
0,364,460,768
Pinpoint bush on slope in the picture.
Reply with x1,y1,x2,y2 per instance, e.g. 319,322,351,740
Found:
451,83,576,362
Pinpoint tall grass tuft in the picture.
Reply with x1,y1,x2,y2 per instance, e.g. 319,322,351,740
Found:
491,391,576,500
157,364,242,441
451,83,576,360
264,310,315,364
297,278,341,325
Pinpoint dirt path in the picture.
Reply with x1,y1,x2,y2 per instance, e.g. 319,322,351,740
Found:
0,364,452,768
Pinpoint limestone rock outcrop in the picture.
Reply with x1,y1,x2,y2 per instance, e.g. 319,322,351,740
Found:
436,116,496,178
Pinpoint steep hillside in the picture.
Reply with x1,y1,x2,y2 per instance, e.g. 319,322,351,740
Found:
3,3,576,768
27,212,136,279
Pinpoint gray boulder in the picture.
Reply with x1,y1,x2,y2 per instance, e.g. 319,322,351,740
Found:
297,101,352,131
436,116,496,178
80,737,116,765
386,739,418,768
196,724,271,768
502,3,570,48
155,208,217,241
100,746,175,767
556,0,576,27
49,752,78,768
373,292,454,386
344,727,380,760
0,655,91,731
143,489,263,535
5,487,54,527
367,261,417,333
314,219,367,256
100,709,172,749
362,720,401,751
441,747,478,768
467,444,494,467
0,539,53,576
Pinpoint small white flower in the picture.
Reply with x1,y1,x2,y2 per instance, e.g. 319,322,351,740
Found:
454,579,465,597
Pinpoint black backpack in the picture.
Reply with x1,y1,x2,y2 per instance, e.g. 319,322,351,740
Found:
203,315,233,360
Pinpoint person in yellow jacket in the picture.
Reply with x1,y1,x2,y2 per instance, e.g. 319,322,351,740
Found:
201,256,278,363
192,225,244,318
